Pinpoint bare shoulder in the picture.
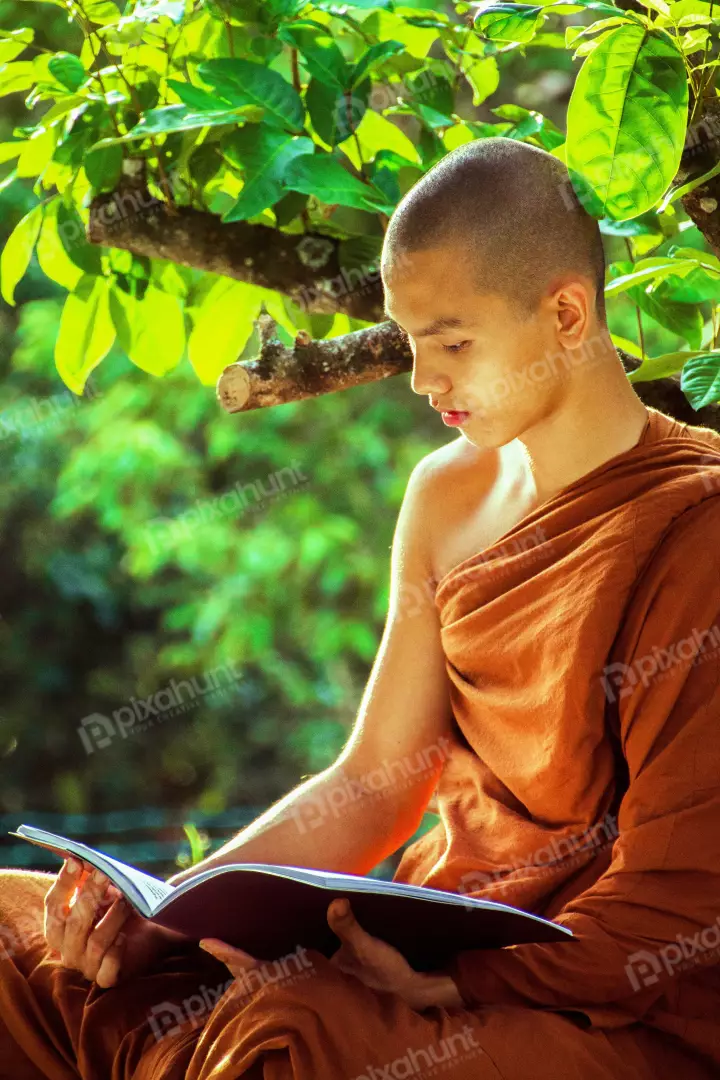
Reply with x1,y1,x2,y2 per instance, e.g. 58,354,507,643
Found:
409,436,498,501
411,435,493,481
403,437,501,583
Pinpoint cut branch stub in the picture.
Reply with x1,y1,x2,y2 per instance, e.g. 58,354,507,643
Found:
216,318,412,412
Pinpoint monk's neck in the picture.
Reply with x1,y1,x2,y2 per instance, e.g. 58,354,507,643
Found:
517,382,650,509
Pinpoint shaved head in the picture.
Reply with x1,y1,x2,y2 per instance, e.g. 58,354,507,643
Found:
383,137,606,325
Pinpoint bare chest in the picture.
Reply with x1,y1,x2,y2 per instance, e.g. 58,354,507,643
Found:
429,442,540,587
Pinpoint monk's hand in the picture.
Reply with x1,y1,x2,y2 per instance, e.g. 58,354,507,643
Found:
326,899,464,1011
44,858,192,988
44,858,132,987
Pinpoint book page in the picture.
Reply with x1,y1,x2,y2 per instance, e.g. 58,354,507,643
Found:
10,826,174,916
160,862,571,935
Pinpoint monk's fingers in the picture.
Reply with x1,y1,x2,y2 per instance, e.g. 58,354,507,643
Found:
61,870,112,973
81,897,132,982
94,932,127,989
43,858,84,950
105,884,124,905
329,947,380,990
199,939,261,976
329,944,358,974
327,901,376,959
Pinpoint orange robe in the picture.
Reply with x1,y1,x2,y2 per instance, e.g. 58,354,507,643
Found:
2,405,720,1079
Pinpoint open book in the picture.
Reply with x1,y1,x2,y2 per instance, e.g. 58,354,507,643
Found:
11,824,573,970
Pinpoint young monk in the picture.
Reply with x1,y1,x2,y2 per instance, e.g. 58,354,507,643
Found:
2,136,720,1080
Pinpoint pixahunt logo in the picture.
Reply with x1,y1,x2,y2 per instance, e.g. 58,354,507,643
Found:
78,662,243,753
625,916,720,991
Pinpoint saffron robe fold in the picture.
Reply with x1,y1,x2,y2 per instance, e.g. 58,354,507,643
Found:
2,405,720,1079
392,405,720,1065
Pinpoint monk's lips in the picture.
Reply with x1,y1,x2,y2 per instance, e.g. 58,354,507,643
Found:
441,411,471,426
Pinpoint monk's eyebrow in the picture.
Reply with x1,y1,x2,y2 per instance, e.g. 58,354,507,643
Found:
383,309,467,338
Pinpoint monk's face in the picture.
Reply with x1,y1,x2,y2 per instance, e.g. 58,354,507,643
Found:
381,244,590,450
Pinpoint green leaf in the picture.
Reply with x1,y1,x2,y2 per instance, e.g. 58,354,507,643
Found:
598,210,664,236
131,0,186,23
659,245,720,277
48,52,86,91
404,14,451,29
188,143,223,187
628,349,711,383
0,29,34,64
272,190,309,226
658,266,720,303
284,153,393,212
198,59,305,131
362,10,440,57
53,100,108,167
351,40,405,87
604,256,703,295
628,282,704,348
56,203,103,276
416,124,445,168
406,102,455,130
473,2,546,42
82,0,122,25
489,104,564,150
0,167,18,194
459,54,500,106
188,279,262,384
657,159,720,213
0,140,24,164
109,104,255,141
680,352,720,409
110,284,185,375
566,25,689,220
305,78,367,147
222,131,314,223
338,107,420,168
84,143,123,191
278,22,351,91
0,202,43,305
315,0,393,7
0,61,35,97
16,126,56,178
547,0,642,15
338,234,383,278
664,0,715,19
55,275,116,393
36,197,84,291
165,78,232,111
407,67,455,115
371,148,422,203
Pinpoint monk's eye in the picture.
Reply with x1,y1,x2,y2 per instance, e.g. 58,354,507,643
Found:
442,341,471,354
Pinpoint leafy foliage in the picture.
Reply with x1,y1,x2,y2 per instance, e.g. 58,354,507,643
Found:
0,0,717,393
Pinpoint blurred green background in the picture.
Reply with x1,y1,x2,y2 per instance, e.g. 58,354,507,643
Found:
0,0,689,879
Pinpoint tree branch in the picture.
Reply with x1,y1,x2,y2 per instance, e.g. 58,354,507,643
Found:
216,316,720,433
217,315,409,412
88,175,384,322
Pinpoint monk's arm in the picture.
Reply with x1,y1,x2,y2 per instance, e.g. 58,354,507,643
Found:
169,453,455,886
446,497,720,1015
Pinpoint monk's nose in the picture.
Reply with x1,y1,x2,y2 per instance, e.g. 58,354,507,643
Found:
410,358,452,398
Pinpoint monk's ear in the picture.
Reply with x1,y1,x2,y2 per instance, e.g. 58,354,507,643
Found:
552,279,593,348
